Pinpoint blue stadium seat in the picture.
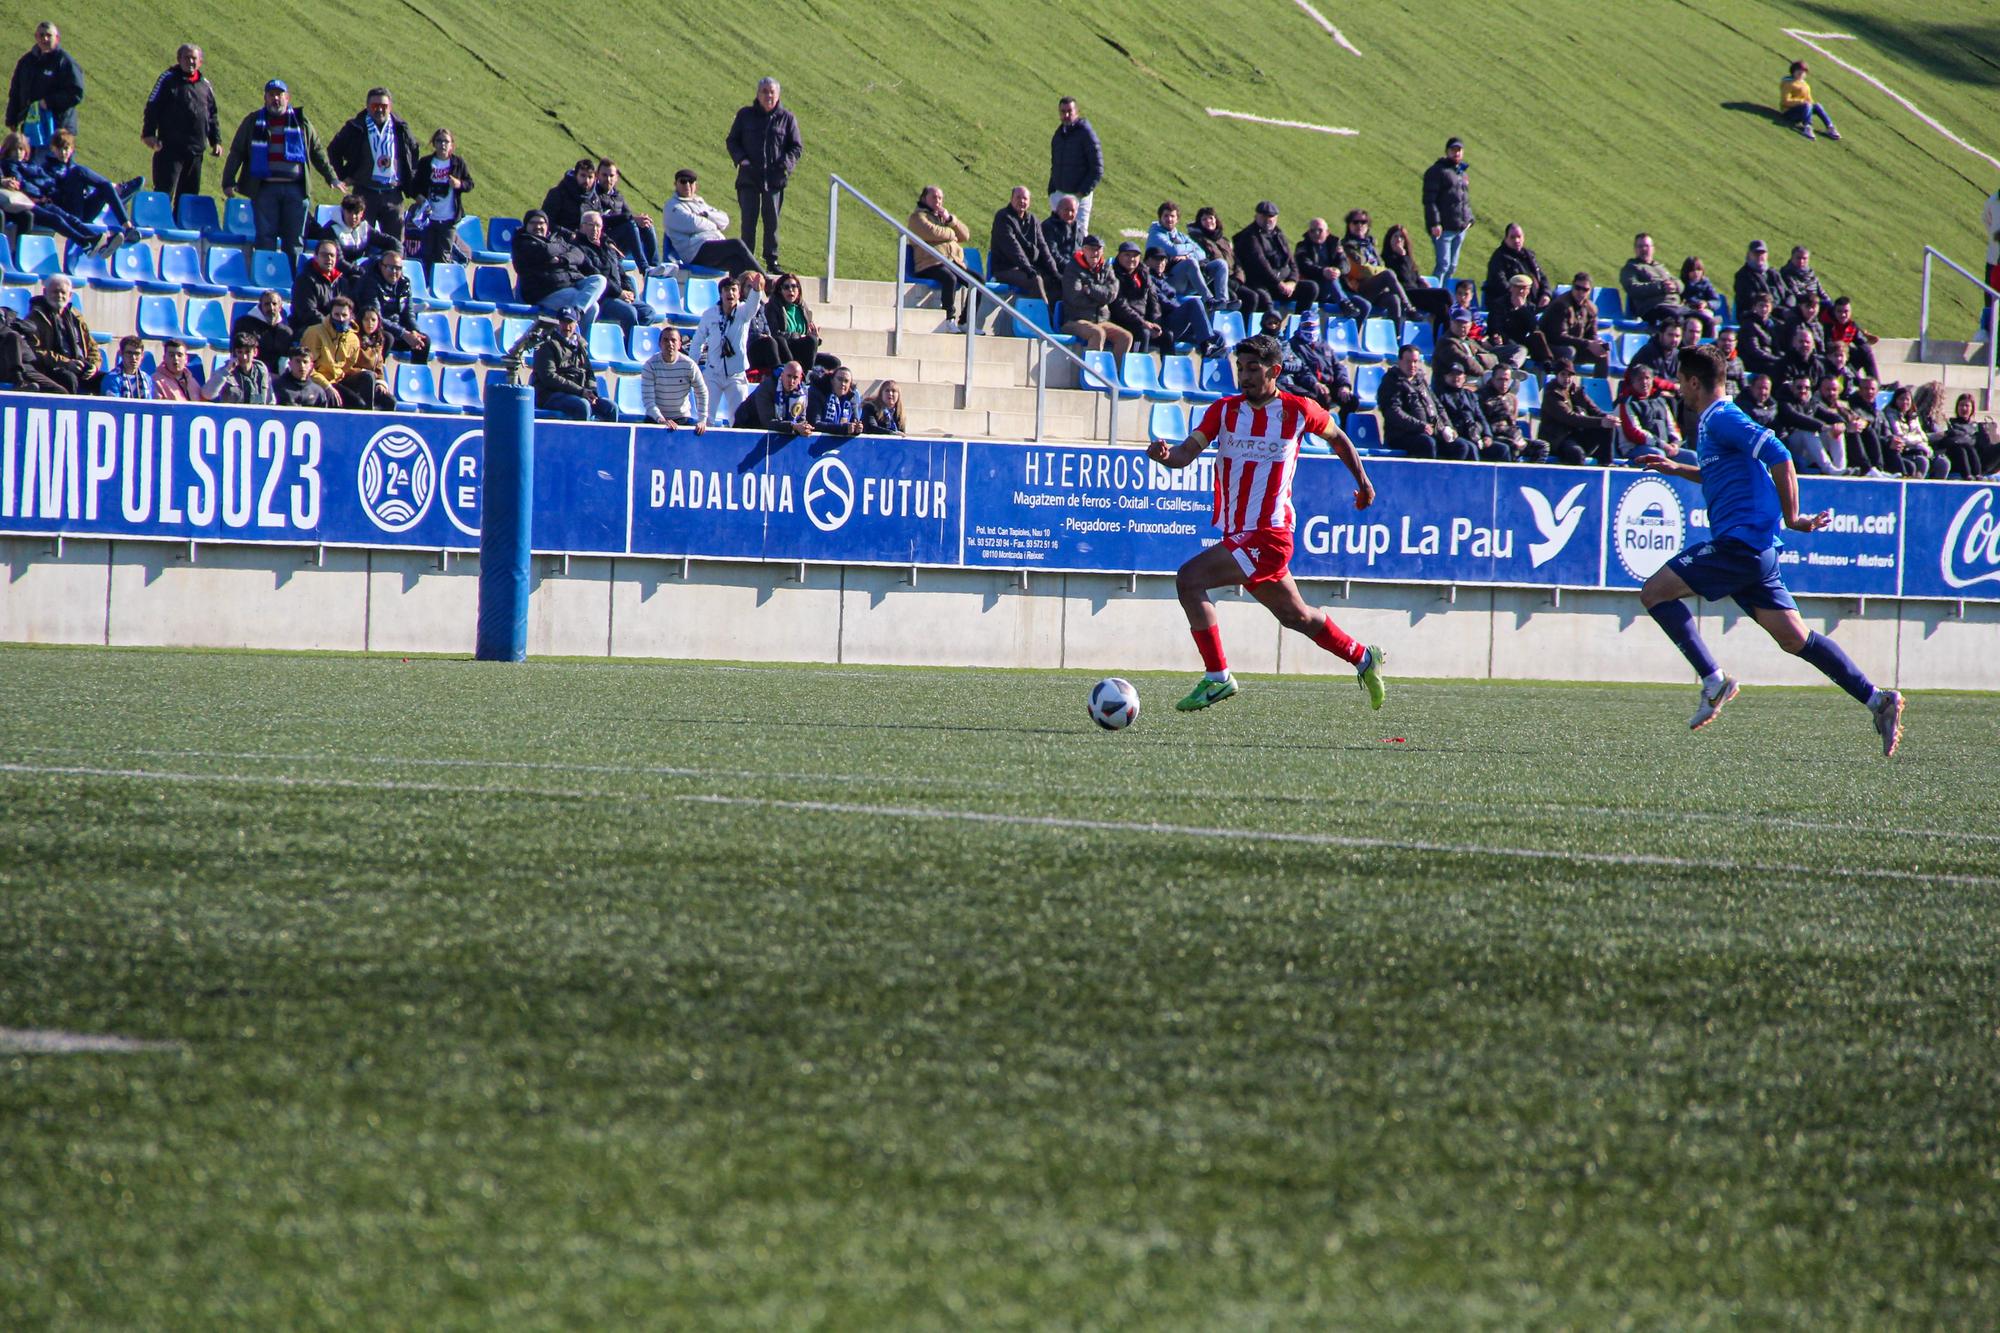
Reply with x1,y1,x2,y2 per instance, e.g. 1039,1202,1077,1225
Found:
1401,320,1434,356
222,197,257,244
1211,309,1247,348
1592,286,1625,328
683,277,719,319
419,312,474,365
440,365,484,413
481,216,521,262
1299,430,1333,457
1327,316,1365,361
229,299,258,327
454,216,486,257
395,363,458,414
1002,297,1077,345
137,294,183,341
1148,400,1188,441
630,325,661,363
1345,411,1384,451
177,194,238,243
902,247,940,289
130,190,200,241
588,322,641,373
1160,353,1221,404
497,317,535,356
456,315,506,365
962,246,985,281
203,247,263,297
1353,363,1388,408
1197,354,1236,398
15,234,62,279
439,264,497,314
645,276,697,328
161,243,227,296
1119,353,1180,403
1582,376,1614,413
69,247,135,292
1360,318,1401,360
185,297,231,349
0,285,30,318
0,234,31,285
1516,373,1542,416
249,250,291,292
403,262,448,312
472,266,532,314
1612,332,1648,374
614,374,646,421
1080,349,1139,398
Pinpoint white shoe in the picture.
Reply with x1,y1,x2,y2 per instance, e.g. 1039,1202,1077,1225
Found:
646,263,677,278
941,320,963,334
1689,675,1739,731
1870,689,1905,757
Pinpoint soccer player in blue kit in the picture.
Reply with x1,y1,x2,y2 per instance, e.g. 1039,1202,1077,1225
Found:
1633,343,1905,756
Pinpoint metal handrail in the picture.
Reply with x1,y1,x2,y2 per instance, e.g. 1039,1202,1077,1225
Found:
1918,246,1997,407
824,173,1121,446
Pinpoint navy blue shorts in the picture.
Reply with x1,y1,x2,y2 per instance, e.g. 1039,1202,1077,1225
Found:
1667,537,1796,613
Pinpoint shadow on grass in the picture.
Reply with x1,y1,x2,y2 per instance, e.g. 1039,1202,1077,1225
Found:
1792,7,2000,89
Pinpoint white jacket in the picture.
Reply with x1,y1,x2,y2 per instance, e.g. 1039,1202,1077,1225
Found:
693,287,762,380
665,193,730,264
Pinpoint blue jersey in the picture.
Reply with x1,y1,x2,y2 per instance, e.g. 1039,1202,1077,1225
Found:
1695,398,1792,551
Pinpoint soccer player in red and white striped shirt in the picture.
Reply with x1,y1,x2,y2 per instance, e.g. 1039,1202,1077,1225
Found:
1146,332,1389,711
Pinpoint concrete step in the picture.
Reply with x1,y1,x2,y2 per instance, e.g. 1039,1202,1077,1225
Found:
821,276,904,309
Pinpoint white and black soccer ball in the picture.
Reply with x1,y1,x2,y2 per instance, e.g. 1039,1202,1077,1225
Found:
1088,677,1140,731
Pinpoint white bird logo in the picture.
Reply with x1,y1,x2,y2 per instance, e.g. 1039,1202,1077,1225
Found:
1521,482,1589,567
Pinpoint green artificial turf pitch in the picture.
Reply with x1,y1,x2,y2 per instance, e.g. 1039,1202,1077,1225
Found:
2,646,1997,1327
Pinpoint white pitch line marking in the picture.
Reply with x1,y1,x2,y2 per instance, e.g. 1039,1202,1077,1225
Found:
1780,28,2000,172
9,750,2000,848
0,1028,180,1054
1294,0,1362,56
1206,109,1359,137
675,794,2000,890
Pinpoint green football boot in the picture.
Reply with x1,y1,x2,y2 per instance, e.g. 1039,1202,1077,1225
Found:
1175,675,1239,711
1356,646,1388,710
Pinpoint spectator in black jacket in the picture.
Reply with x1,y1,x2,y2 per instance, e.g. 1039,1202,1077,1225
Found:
1739,291,1782,377
230,288,294,373
1932,393,1998,480
863,380,905,435
1421,136,1475,284
1481,366,1536,461
1040,194,1081,274
574,209,652,337
274,345,336,408
806,365,864,437
1108,241,1170,354
349,249,430,364
594,159,661,275
989,186,1062,312
1379,344,1467,459
1059,235,1131,356
1436,363,1490,456
1383,224,1454,324
141,45,221,203
1771,321,1826,390
1773,244,1830,311
291,239,350,334
1629,319,1684,386
1539,358,1617,466
1774,375,1845,474
1480,222,1550,312
1273,308,1354,420
1048,96,1103,235
532,308,616,421
1294,217,1343,296
541,159,599,233
327,88,421,243
1233,201,1319,312
512,210,606,332
6,23,83,151
1737,373,1779,432
1732,239,1779,316
725,77,802,270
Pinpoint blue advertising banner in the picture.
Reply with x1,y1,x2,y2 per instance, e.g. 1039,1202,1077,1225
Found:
1,391,1994,601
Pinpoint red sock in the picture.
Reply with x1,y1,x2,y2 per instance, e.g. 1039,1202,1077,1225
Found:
1191,624,1228,673
1310,613,1366,666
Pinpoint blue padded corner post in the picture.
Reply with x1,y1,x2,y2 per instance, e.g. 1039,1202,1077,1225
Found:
475,384,534,661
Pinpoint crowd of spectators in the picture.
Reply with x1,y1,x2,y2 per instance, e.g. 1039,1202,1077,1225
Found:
0,27,1994,474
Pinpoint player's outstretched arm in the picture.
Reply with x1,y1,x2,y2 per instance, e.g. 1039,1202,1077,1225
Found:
1324,424,1376,511
1638,452,1702,483
1147,429,1210,469
1769,457,1832,532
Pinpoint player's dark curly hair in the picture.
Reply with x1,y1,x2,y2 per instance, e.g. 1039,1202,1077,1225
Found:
1234,333,1283,367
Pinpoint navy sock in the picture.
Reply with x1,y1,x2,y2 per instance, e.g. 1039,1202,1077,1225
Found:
1647,600,1719,680
1798,631,1875,704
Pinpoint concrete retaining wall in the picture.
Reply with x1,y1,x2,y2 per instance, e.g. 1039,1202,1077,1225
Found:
3,536,1996,688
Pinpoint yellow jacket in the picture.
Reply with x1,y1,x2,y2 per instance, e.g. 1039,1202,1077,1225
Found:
1779,74,1812,110
302,320,361,385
